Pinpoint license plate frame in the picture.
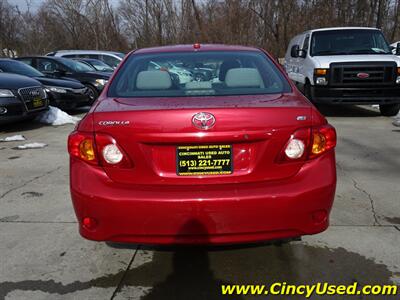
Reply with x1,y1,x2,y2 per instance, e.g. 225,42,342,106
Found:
32,97,44,108
176,144,233,176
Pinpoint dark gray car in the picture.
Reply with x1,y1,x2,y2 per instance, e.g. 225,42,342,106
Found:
0,73,48,124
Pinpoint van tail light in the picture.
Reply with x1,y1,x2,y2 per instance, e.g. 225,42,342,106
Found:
68,131,132,168
277,125,336,163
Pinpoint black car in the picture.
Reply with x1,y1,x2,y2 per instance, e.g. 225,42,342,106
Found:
16,56,111,102
0,73,48,124
74,58,114,73
0,59,89,110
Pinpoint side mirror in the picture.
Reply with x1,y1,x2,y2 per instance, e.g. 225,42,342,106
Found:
290,45,300,58
396,43,400,56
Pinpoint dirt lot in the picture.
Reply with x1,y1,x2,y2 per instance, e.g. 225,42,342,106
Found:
0,105,399,299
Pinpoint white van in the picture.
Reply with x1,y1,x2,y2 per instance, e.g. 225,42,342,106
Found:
285,27,400,116
46,50,125,69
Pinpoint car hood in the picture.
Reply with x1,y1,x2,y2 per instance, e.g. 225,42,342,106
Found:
0,73,42,89
312,54,400,68
34,77,84,88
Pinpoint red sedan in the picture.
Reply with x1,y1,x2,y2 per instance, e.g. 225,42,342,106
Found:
68,44,336,245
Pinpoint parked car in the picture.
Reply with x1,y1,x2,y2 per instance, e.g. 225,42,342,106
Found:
16,56,110,103
0,73,48,124
68,44,337,245
148,61,193,84
391,41,400,55
74,58,114,73
181,62,215,81
46,50,125,69
285,27,400,116
0,59,89,110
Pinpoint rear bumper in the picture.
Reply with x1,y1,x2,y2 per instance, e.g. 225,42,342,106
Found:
70,152,336,245
311,86,400,104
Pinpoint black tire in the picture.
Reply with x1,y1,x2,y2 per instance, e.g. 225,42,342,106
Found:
85,84,99,104
379,104,400,116
304,82,313,102
193,73,206,82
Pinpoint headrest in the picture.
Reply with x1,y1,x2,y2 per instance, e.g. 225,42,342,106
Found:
136,70,172,90
225,68,262,88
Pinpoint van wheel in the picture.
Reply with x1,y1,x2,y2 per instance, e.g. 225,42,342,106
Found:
304,83,313,102
379,104,400,116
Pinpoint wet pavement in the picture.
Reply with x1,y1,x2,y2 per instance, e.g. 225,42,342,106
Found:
0,105,399,299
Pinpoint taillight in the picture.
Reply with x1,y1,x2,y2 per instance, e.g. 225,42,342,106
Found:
95,133,132,168
68,131,98,165
277,127,311,163
309,125,336,158
278,124,336,163
68,131,132,168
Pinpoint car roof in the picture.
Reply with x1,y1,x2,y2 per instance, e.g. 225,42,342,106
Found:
302,27,380,35
134,44,262,54
18,56,68,62
49,50,123,55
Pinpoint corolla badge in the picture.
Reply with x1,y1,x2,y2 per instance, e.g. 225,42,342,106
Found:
192,112,216,130
98,120,130,126
357,72,370,79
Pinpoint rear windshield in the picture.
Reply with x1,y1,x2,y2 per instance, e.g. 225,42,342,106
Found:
311,29,392,56
108,51,291,98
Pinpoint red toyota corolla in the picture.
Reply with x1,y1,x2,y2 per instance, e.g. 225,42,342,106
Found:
68,44,336,245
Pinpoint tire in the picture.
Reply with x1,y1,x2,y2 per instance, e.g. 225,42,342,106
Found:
304,82,313,102
379,104,400,116
85,84,99,104
193,73,206,82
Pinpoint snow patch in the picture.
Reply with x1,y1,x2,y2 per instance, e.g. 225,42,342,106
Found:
14,143,48,150
0,135,26,142
36,106,81,126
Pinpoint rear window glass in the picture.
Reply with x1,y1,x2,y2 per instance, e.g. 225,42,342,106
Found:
108,51,291,98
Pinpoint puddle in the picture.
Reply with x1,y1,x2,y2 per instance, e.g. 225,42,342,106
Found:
0,243,397,299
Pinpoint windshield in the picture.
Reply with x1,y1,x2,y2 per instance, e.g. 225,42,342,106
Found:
88,60,113,72
60,58,95,72
114,52,125,59
108,51,291,98
0,60,44,77
311,29,392,56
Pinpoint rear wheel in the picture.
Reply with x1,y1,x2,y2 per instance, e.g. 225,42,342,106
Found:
379,104,400,116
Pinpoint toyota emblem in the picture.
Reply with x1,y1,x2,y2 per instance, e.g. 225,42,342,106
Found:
357,72,370,79
192,112,216,130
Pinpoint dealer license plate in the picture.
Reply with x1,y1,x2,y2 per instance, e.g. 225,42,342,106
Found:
176,145,232,176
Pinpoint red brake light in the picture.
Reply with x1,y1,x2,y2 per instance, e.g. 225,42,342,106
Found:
68,131,98,165
277,125,336,163
309,125,336,158
68,131,132,168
